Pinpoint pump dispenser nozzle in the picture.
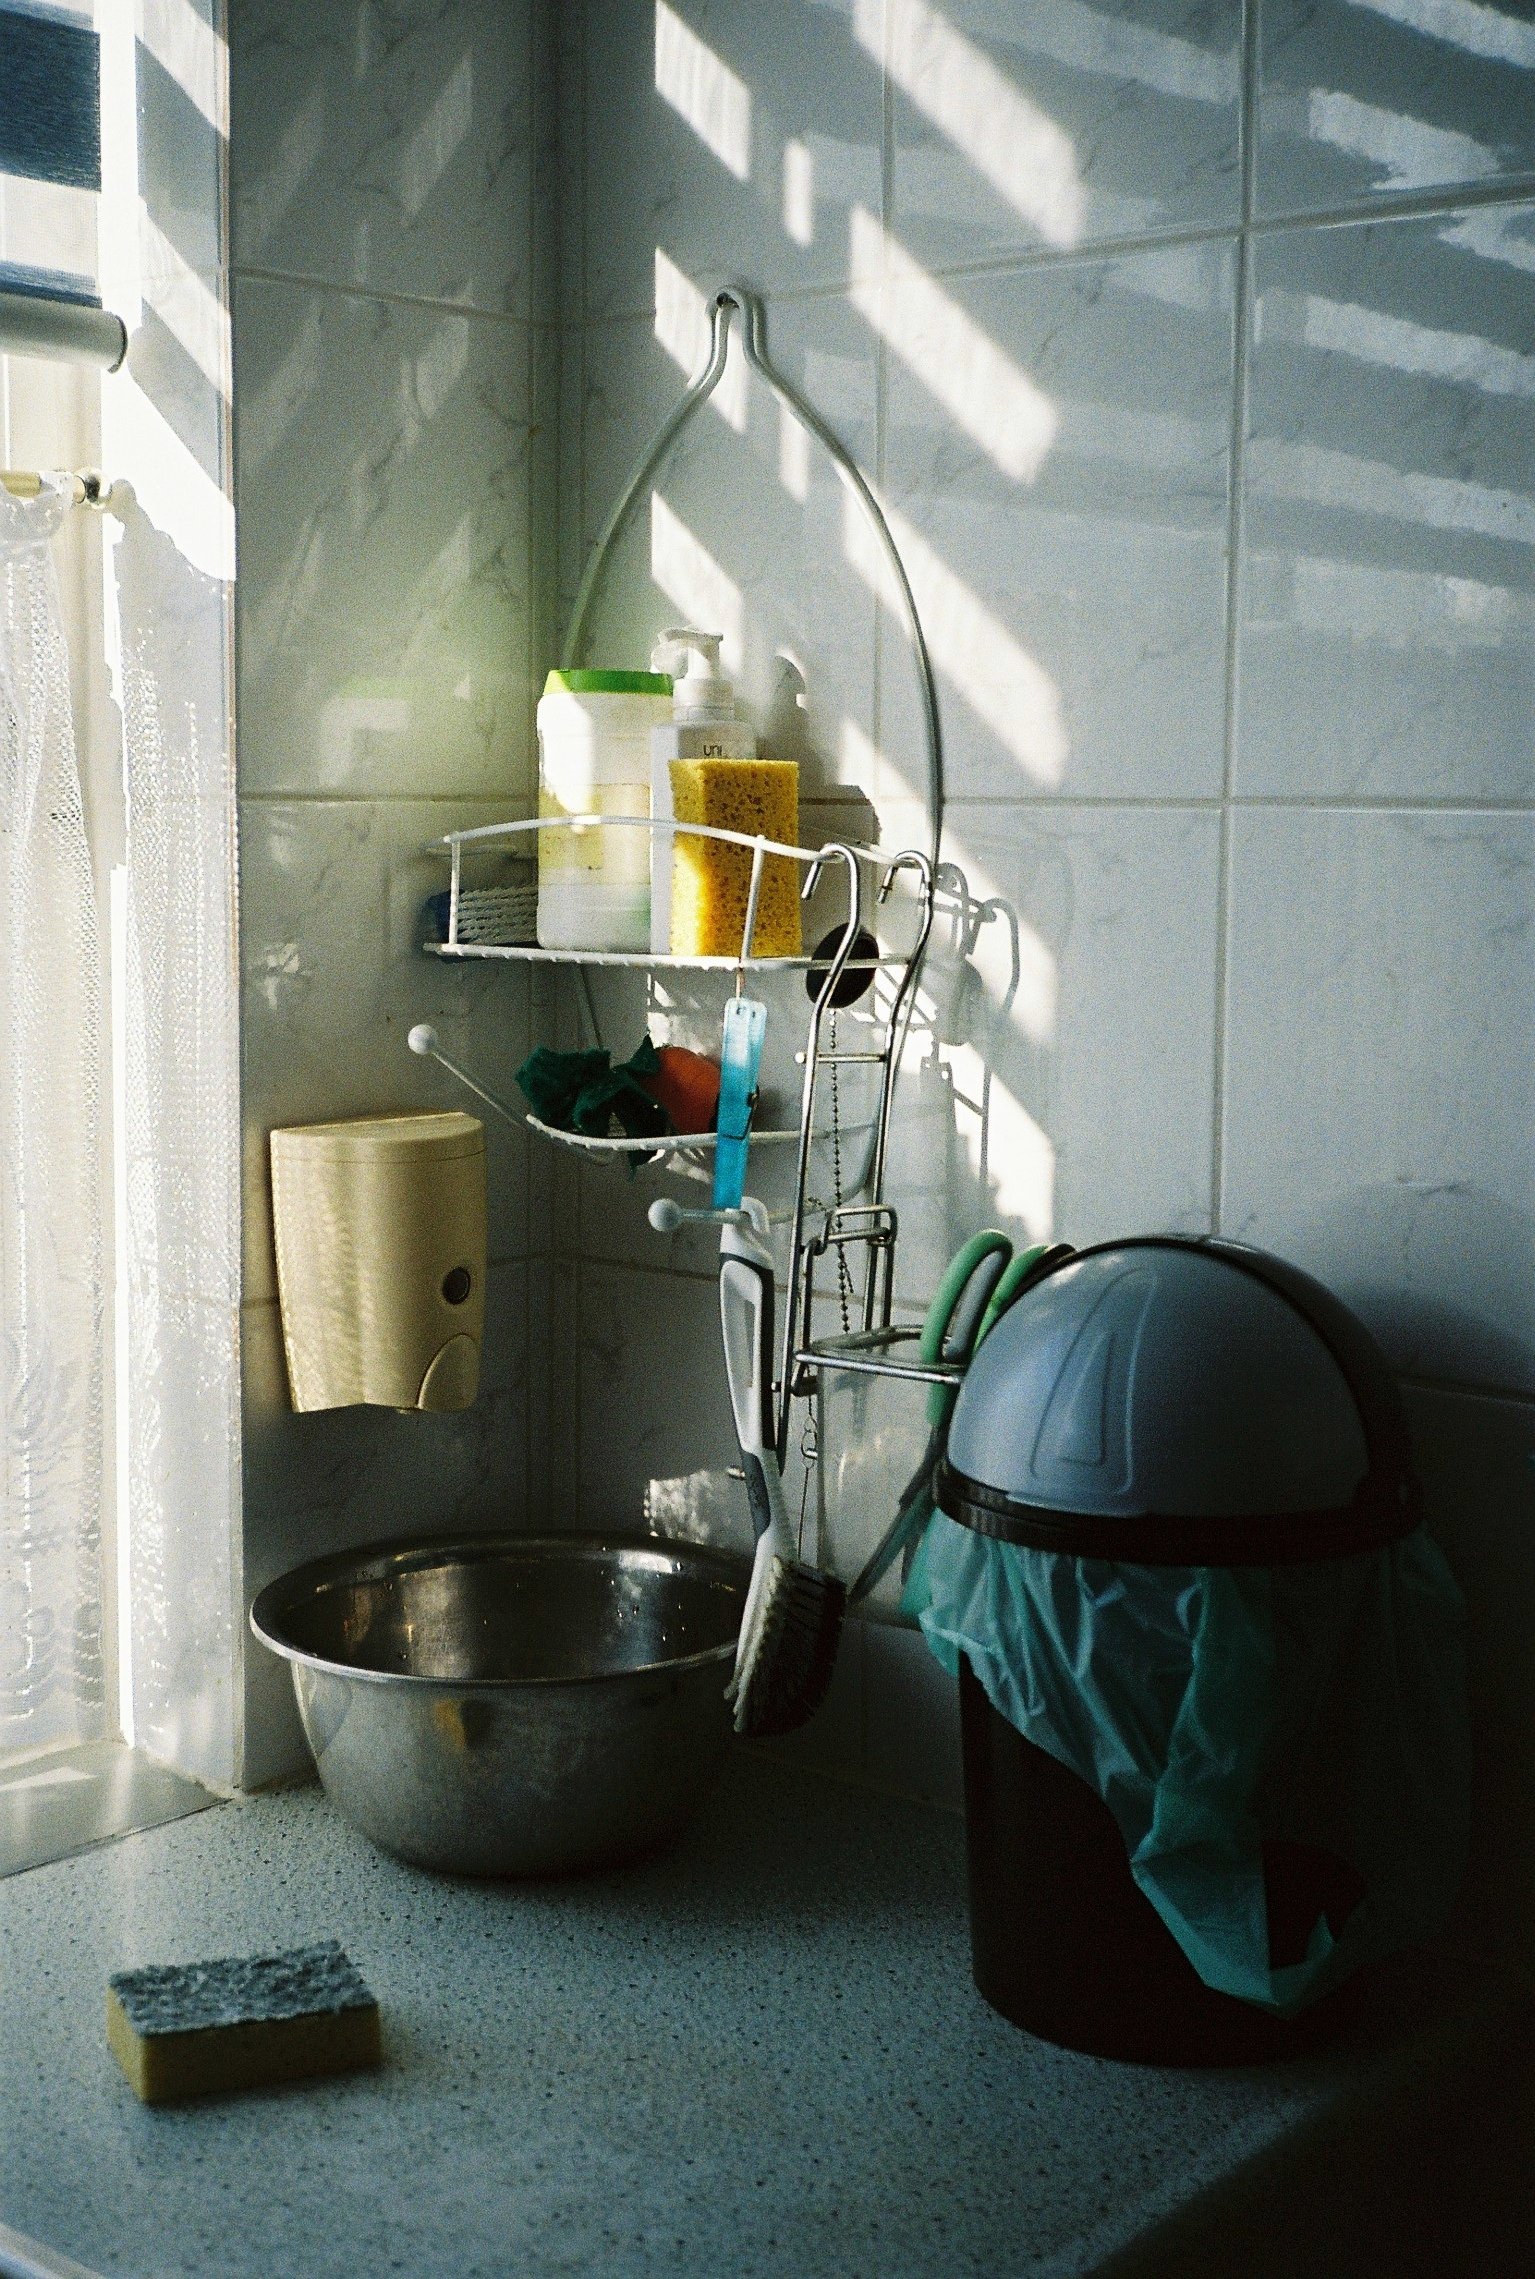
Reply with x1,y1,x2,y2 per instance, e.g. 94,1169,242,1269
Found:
651,627,735,724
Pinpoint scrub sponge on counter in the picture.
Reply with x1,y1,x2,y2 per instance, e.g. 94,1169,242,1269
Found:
669,758,802,957
107,1941,381,2104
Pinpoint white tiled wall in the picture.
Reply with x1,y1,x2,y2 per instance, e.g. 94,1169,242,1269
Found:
222,1,1535,1950
228,0,549,1785
551,0,1535,1932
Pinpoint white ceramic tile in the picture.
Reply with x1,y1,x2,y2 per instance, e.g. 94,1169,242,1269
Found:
881,242,1235,805
863,1617,964,1814
137,0,224,282
238,797,532,1305
549,7,585,332
574,292,881,801
240,1262,531,1784
522,1254,581,1520
123,269,229,495
1238,207,1535,801
817,1360,931,1620
576,1261,751,1542
232,276,535,800
1403,1382,1535,1966
1222,810,1535,1394
888,0,1242,270
1257,0,1535,221
229,0,537,316
568,954,880,1281
581,0,885,320
880,801,1221,1300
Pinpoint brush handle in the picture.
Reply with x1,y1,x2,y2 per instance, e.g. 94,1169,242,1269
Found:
719,1223,791,1553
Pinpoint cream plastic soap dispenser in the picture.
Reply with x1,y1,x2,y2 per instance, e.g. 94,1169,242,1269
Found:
269,1112,487,1412
648,629,755,954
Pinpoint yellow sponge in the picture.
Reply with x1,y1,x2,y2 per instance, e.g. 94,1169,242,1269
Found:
107,1941,382,2105
669,759,802,958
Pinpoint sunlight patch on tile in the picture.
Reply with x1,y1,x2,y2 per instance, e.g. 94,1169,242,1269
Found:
865,0,1084,247
651,490,743,667
1343,0,1535,69
1263,289,1535,399
1008,0,1235,107
654,249,747,428
783,137,815,246
1255,550,1535,652
842,492,1069,788
1251,436,1535,548
140,216,232,399
655,1,751,181
139,0,230,137
104,383,236,582
1306,88,1500,190
399,55,474,222
851,209,1058,484
778,401,811,501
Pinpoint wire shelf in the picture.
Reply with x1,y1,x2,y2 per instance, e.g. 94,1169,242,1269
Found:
422,941,893,975
524,1113,802,1163
793,1325,963,1389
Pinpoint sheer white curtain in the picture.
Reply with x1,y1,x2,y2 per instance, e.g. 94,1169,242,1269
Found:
114,500,240,1790
0,476,106,1758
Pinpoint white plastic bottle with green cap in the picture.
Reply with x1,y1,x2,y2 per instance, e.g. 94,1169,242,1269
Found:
648,630,756,955
536,667,674,951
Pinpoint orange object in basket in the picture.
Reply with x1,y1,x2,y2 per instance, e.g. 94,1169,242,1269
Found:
642,1045,722,1134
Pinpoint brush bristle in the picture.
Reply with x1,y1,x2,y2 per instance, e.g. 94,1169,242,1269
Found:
729,1556,846,1739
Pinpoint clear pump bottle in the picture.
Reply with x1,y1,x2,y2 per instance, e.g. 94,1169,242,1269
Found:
648,629,756,954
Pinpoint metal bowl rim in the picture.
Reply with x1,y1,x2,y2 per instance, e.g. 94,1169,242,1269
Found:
248,1529,749,1692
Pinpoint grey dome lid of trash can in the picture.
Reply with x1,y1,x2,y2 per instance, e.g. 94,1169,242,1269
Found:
937,1237,1421,1565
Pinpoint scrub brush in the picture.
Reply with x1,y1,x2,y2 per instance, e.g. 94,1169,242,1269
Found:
718,1202,845,1737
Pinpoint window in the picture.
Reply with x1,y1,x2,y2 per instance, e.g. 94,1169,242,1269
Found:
0,0,222,1867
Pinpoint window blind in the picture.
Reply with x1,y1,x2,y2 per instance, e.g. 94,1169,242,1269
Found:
0,2,100,191
0,4,122,366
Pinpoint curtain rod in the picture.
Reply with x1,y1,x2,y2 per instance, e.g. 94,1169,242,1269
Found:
1,469,120,510
0,283,126,369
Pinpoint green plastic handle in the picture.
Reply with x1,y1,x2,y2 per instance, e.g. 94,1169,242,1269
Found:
921,1230,1012,1426
974,1242,1052,1350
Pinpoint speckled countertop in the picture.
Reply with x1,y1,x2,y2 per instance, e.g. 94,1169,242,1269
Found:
0,1755,1514,2279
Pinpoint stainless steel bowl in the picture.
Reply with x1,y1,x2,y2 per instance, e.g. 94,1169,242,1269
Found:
249,1533,748,1877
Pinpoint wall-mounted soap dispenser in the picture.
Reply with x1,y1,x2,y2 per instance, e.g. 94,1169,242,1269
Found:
269,1112,487,1413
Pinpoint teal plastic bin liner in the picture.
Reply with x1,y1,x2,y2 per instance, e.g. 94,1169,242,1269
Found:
906,1514,1469,2013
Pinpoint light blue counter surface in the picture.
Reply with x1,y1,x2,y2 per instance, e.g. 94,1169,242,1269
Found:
0,1754,1520,2278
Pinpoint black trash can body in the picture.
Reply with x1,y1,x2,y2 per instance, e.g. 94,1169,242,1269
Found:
930,1235,1454,2067
959,1658,1366,2066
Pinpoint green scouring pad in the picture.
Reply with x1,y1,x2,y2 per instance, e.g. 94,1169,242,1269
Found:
107,1940,381,2105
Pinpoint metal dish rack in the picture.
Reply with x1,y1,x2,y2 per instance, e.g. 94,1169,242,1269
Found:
417,281,985,1465
423,810,966,1456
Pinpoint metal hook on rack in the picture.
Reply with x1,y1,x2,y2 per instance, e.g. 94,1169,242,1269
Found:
561,282,945,868
406,1024,523,1130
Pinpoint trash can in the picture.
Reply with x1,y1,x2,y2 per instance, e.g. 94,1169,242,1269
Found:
910,1236,1469,2067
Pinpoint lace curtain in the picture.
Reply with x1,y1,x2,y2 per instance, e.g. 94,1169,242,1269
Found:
114,501,239,1790
0,478,106,1758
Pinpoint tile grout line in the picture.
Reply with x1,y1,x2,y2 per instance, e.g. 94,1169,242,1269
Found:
229,264,548,329
235,790,1535,815
1209,0,1263,1239
872,0,895,826
524,0,558,1526
227,788,1530,815
574,170,1535,331
572,0,588,1524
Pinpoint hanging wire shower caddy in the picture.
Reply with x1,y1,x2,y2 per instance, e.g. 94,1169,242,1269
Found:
418,285,994,1450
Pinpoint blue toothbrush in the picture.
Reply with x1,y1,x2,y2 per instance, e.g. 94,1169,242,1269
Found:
712,993,766,1212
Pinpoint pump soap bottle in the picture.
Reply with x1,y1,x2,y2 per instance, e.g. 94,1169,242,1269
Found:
648,629,756,955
